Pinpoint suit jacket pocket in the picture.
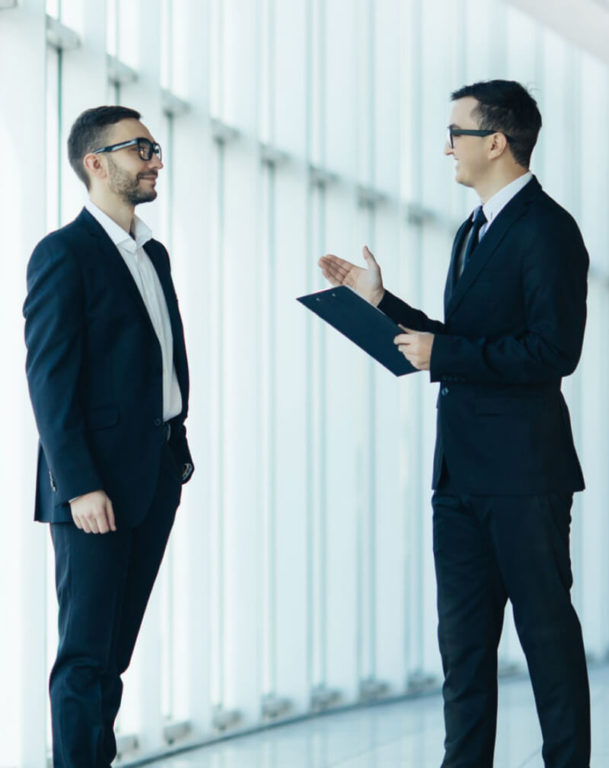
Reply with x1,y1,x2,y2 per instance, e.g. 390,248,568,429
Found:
86,404,120,430
475,397,538,416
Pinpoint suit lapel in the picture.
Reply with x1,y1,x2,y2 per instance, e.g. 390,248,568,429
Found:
444,218,471,313
144,241,189,406
77,208,189,411
144,242,181,345
77,208,157,336
445,177,541,321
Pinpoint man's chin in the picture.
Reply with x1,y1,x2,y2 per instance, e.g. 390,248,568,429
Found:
129,190,157,205
455,172,473,189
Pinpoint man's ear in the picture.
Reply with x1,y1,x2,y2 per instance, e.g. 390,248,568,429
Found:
488,132,509,160
82,152,107,182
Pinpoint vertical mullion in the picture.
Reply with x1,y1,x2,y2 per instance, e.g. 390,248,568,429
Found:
318,0,328,695
366,0,377,685
165,112,176,720
304,0,315,706
411,0,425,677
57,48,63,226
216,140,226,711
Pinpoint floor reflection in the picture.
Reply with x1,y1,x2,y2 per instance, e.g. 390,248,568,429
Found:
138,664,609,767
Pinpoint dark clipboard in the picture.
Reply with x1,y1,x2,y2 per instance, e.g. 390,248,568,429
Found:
297,285,416,376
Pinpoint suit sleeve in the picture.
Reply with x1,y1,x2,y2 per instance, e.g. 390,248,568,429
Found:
23,240,103,504
169,421,194,483
378,291,446,334
429,216,589,384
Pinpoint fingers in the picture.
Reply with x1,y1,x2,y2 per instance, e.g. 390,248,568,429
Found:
69,492,116,535
75,515,98,533
318,254,352,285
106,499,117,532
71,512,86,532
95,513,108,535
321,253,355,270
394,333,412,345
73,509,103,534
393,331,433,371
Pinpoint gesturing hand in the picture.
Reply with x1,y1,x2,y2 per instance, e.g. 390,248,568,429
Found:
70,490,116,534
318,245,385,306
394,326,434,371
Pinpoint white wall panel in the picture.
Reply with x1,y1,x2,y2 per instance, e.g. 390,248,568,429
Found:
0,2,48,766
3,0,609,763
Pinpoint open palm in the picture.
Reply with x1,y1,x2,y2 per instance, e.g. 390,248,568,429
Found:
318,246,385,306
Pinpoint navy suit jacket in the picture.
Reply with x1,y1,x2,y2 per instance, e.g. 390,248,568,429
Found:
379,177,587,494
24,208,194,526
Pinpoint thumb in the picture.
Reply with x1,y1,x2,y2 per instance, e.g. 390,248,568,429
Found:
362,245,378,267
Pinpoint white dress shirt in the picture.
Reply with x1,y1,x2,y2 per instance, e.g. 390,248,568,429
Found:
456,172,533,279
478,171,533,239
85,200,182,422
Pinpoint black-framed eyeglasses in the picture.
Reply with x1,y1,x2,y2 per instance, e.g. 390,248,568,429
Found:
447,126,511,149
93,137,162,162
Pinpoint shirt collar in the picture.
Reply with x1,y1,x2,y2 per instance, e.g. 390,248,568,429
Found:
85,199,153,253
477,171,533,226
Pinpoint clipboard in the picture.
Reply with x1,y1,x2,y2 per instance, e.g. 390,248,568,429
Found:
297,285,416,376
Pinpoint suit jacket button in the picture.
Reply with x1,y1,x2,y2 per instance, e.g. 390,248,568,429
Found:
153,417,162,426
441,386,449,396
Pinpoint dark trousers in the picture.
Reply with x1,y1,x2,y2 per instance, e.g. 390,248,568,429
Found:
432,490,590,768
49,444,183,768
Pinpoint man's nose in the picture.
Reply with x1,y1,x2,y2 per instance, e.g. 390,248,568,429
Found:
149,155,163,170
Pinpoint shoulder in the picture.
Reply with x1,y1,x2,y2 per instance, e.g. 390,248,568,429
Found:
517,189,589,279
524,187,583,242
26,213,94,290
30,210,93,261
506,185,587,266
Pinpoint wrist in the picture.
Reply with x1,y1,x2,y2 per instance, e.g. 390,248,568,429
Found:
370,288,385,307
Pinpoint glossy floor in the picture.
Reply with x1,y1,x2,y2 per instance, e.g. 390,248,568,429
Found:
144,665,609,767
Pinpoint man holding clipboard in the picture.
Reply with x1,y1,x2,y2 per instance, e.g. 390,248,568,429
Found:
318,81,590,768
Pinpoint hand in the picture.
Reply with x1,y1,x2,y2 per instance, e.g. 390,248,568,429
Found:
394,326,434,370
318,245,385,306
70,490,116,534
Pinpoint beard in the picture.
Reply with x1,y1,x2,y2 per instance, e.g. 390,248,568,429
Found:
107,156,157,205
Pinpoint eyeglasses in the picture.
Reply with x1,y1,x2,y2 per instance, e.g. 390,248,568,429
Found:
93,137,162,162
447,126,511,149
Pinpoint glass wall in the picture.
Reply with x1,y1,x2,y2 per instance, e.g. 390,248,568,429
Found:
2,0,609,763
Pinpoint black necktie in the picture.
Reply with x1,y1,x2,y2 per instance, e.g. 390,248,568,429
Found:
458,206,487,280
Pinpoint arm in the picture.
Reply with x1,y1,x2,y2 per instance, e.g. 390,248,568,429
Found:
24,240,115,532
169,421,195,483
319,247,443,371
429,222,588,384
319,245,444,333
379,290,446,335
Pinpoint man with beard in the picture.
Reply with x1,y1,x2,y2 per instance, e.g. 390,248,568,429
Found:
23,106,194,767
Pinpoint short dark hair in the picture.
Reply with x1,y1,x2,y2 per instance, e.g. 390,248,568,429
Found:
67,105,142,188
451,80,542,168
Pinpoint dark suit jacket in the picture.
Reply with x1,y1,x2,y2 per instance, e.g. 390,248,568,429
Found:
24,208,194,526
379,177,587,495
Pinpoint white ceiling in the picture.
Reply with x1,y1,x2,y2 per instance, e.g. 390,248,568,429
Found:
503,0,609,64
